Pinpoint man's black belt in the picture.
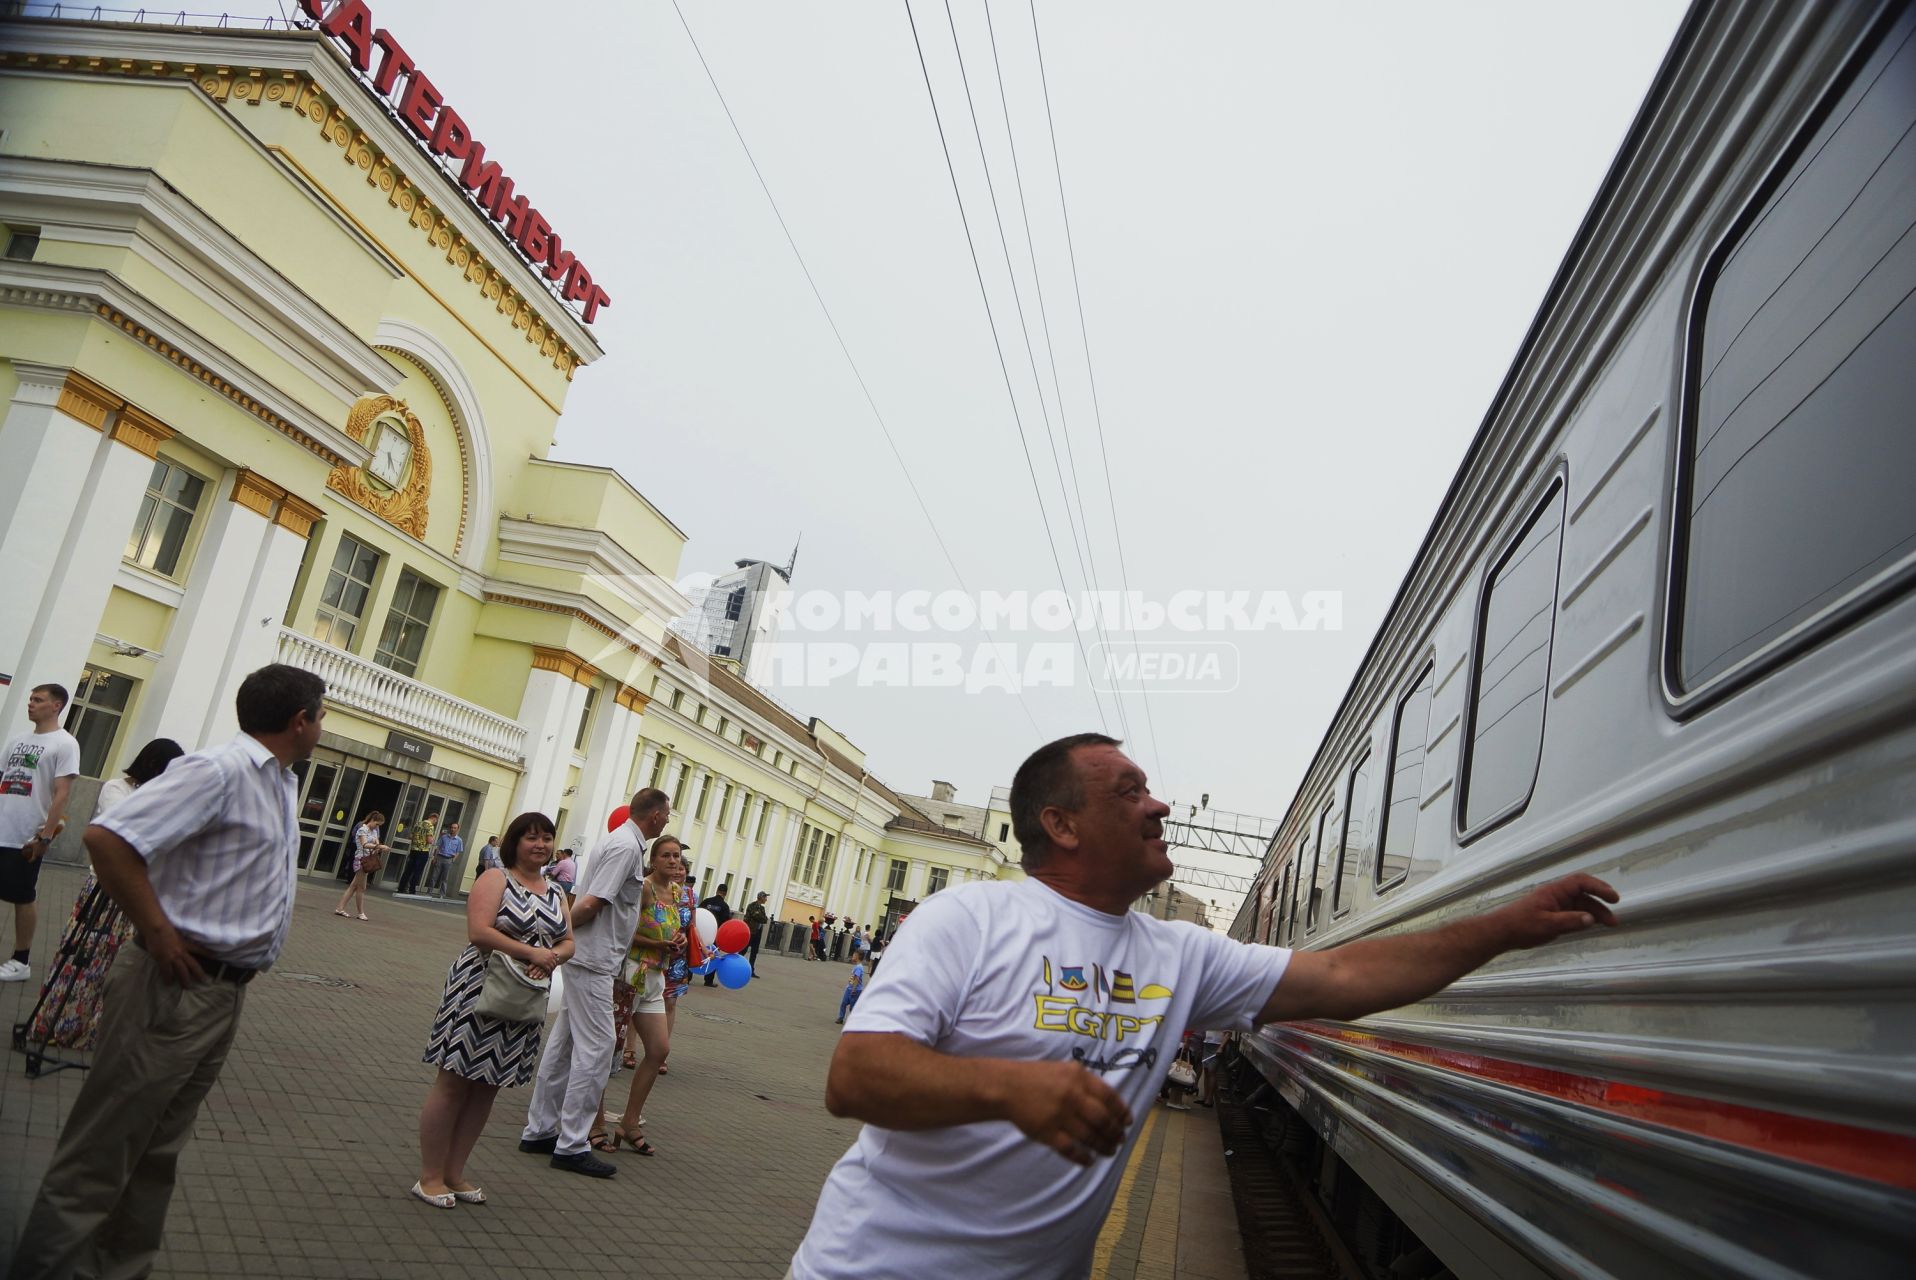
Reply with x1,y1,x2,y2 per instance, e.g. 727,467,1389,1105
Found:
135,938,259,984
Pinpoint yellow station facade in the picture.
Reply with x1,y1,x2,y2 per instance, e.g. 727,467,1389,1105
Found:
0,8,1014,925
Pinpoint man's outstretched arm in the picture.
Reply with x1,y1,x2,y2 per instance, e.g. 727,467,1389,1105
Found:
827,1032,1133,1166
1259,873,1620,1024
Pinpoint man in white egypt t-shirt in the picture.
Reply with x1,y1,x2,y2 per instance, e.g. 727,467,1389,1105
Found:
789,734,1621,1279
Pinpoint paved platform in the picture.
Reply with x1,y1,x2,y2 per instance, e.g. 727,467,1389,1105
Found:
3,860,1247,1278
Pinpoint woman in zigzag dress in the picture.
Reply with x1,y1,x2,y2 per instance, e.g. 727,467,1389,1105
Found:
412,810,573,1208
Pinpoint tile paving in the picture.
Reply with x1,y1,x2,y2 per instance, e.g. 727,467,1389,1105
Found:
3,860,1248,1278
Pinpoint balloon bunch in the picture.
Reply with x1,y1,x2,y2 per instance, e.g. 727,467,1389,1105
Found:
689,910,754,989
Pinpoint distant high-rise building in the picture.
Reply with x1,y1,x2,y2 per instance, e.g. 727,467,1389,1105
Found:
671,539,798,688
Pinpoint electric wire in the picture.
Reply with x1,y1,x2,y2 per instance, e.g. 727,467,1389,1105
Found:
904,0,1112,733
976,0,1135,749
1028,0,1170,789
668,0,1044,736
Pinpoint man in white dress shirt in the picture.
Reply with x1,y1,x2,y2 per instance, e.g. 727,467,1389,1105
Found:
520,787,671,1176
11,662,325,1280
790,733,1620,1279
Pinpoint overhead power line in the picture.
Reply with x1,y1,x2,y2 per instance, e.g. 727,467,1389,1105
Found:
904,0,1111,735
1027,0,1170,790
668,0,1044,736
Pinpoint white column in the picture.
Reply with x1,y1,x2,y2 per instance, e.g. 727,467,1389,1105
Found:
823,835,857,918
511,660,588,816
0,368,163,731
132,473,319,749
573,691,638,843
765,808,803,913
634,743,661,795
692,772,726,887
715,790,746,893
738,796,770,900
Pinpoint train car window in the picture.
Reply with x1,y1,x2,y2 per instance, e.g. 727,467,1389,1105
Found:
1286,836,1306,941
1671,7,1916,703
1305,798,1336,933
1332,749,1373,916
1271,864,1291,945
1377,663,1435,890
1460,478,1566,835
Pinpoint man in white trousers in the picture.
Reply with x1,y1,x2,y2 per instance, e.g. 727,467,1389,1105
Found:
519,787,669,1176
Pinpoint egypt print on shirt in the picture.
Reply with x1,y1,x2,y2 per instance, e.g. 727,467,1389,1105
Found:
0,741,49,798
1031,955,1175,1077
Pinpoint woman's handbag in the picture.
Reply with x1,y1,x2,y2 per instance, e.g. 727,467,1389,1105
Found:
476,951,549,1023
1166,1051,1198,1090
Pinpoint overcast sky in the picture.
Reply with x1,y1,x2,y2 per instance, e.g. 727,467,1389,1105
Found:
371,0,1688,914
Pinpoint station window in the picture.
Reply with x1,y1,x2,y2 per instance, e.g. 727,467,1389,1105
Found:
315,534,380,650
571,683,598,752
1376,664,1435,890
65,666,135,778
2,225,39,261
648,752,668,789
927,866,950,894
669,688,683,711
373,568,439,677
1671,9,1916,703
998,821,1010,842
123,458,207,579
1331,750,1373,916
695,774,713,822
1459,478,1565,835
756,803,772,843
816,835,835,887
886,858,909,893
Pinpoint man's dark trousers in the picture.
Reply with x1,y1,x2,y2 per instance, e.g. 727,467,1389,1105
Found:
397,849,430,895
747,927,763,974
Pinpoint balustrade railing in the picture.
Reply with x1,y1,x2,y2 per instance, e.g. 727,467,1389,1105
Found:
276,627,526,766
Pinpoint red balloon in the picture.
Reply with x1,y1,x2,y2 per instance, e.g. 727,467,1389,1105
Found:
606,805,630,832
715,918,751,955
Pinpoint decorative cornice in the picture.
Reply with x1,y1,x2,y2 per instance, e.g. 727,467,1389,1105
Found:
615,686,651,715
111,402,176,458
56,371,116,430
96,300,352,467
325,394,430,539
230,469,286,518
529,645,599,687
483,589,654,661
274,492,325,539
0,37,602,374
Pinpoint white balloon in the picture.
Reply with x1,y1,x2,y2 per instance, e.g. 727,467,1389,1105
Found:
694,907,719,948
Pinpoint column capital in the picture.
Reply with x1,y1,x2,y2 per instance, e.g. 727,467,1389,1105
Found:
530,645,601,686
274,493,325,539
615,685,651,714
57,371,118,432
230,469,287,518
111,403,177,458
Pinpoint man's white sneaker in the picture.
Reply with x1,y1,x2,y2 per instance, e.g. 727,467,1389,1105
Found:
0,959,31,982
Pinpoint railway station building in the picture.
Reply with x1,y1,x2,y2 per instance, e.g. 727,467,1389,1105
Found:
0,8,1016,917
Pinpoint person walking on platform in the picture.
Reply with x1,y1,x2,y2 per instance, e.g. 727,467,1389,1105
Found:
397,808,440,896
0,683,82,984
743,891,770,975
519,788,668,1177
835,959,865,1025
333,810,389,920
698,880,732,987
10,664,324,1280
788,733,1620,1279
425,821,464,898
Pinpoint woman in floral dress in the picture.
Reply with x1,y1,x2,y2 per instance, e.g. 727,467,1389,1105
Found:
334,811,389,921
655,856,698,1076
605,835,683,1156
25,739,181,1052
413,811,571,1207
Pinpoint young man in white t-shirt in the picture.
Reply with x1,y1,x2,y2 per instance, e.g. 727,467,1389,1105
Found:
0,683,82,983
789,733,1621,1279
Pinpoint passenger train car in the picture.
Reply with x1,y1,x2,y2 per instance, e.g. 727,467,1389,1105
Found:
1227,1,1916,1276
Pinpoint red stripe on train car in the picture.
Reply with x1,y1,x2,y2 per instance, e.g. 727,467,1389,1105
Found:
1277,1023,1916,1193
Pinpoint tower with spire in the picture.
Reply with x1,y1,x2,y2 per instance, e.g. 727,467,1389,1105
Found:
669,536,800,690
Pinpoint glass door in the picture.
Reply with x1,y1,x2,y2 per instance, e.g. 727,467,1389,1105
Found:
295,759,338,871
314,766,365,876
381,782,428,887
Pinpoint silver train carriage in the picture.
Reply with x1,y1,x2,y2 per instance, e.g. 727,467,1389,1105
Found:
1227,1,1916,1276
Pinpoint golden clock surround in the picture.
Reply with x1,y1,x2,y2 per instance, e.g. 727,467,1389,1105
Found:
327,395,432,538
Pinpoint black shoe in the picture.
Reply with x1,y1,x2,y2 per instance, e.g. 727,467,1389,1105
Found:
518,1135,558,1155
550,1150,617,1177
703,977,716,986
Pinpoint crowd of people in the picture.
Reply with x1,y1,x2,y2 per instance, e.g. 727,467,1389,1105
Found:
4,663,1622,1279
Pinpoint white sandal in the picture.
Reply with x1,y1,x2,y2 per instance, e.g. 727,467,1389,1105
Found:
409,1181,455,1209
450,1186,487,1204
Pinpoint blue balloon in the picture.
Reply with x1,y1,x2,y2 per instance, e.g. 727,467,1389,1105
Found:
715,953,752,990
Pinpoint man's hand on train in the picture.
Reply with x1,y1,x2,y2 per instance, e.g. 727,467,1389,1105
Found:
1491,873,1620,948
